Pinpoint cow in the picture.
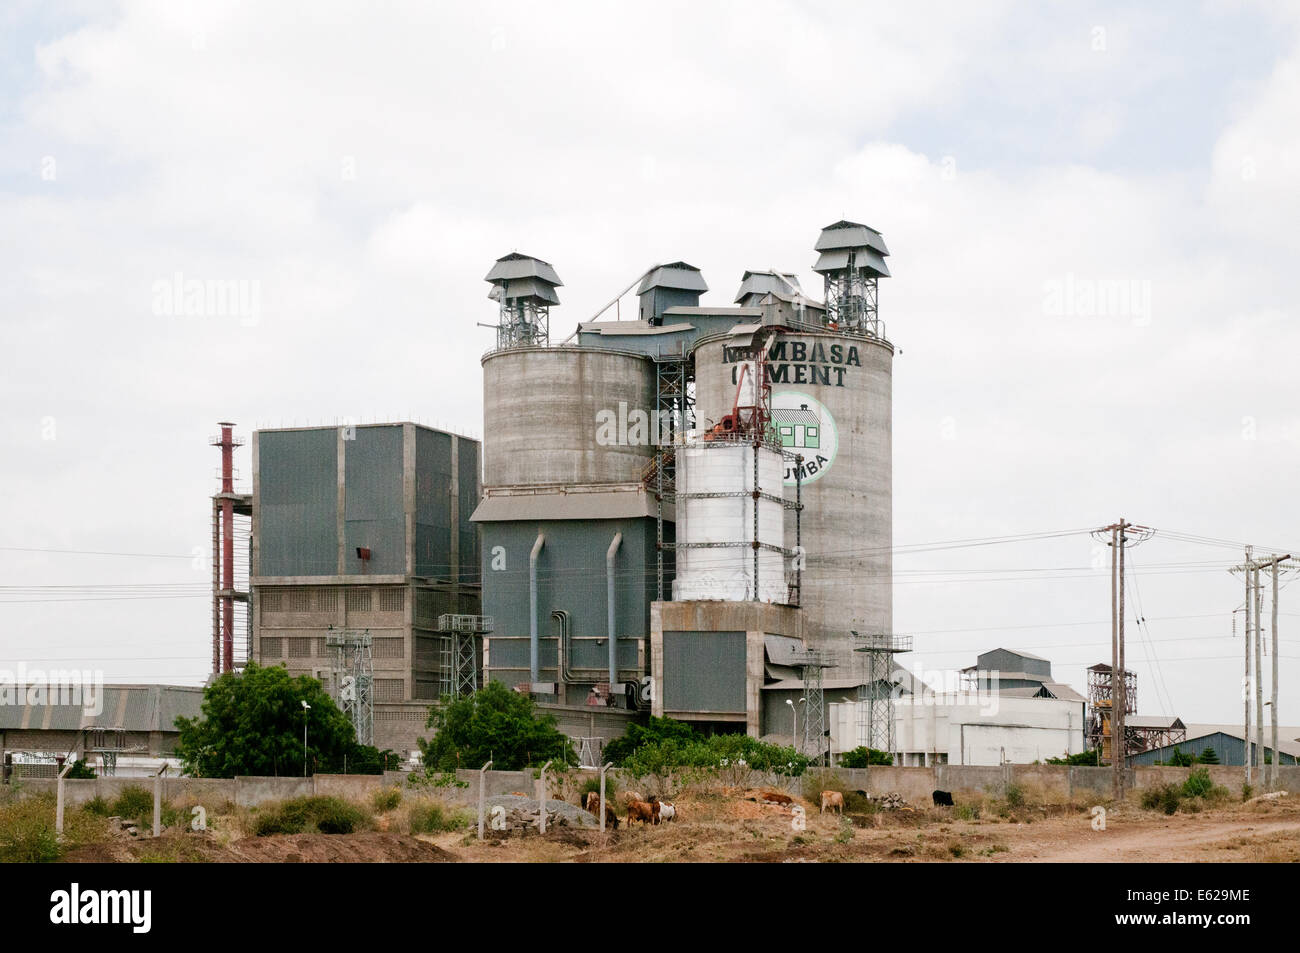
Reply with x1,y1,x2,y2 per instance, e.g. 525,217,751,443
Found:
626,799,656,826
760,791,793,806
932,790,954,807
820,790,844,815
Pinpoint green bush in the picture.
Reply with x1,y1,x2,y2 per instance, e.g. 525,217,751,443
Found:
1003,783,1026,809
112,786,154,825
0,796,61,863
418,680,575,772
83,795,112,817
1242,783,1255,802
604,717,700,766
65,759,97,779
408,802,470,834
371,787,402,812
578,775,617,803
1182,767,1213,799
954,803,981,821
1140,782,1182,815
251,796,371,836
839,746,893,768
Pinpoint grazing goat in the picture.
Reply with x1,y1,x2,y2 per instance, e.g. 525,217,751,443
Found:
820,790,844,815
626,799,656,826
932,790,954,807
760,791,793,806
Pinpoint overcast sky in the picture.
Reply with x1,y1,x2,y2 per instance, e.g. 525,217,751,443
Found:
2,1,1298,725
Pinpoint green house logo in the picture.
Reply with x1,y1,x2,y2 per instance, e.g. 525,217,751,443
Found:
772,391,837,485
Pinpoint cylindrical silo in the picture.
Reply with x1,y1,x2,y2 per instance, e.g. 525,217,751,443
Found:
481,346,657,488
673,436,786,603
692,330,893,661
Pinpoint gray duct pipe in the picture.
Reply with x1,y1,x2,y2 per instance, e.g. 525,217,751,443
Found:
607,532,623,689
529,532,545,684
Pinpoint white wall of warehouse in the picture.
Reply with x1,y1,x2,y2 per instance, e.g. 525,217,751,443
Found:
829,695,1087,766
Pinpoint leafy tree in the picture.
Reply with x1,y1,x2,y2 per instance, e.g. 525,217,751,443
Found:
64,759,97,779
417,680,574,772
1198,746,1220,765
839,746,894,768
1165,747,1196,767
174,662,359,778
603,716,700,765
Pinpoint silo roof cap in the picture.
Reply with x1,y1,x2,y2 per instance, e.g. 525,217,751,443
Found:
637,261,708,295
814,220,890,257
484,252,563,287
734,270,802,302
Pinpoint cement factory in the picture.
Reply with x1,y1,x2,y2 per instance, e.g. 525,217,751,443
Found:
203,219,902,760
12,218,1294,779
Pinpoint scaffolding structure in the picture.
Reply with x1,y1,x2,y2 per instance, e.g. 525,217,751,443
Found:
812,220,891,339
790,648,837,762
853,632,912,753
1087,662,1137,763
650,348,692,600
327,628,373,747
437,614,492,699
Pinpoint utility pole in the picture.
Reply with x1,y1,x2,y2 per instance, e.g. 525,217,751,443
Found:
1237,553,1291,789
1092,519,1154,801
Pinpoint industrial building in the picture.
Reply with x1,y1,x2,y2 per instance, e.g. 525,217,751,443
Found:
829,647,1089,766
0,685,202,779
472,221,898,755
246,422,482,755
1127,725,1300,766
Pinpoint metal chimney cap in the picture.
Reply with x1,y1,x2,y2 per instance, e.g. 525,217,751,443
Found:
636,261,708,295
484,253,563,288
814,220,890,257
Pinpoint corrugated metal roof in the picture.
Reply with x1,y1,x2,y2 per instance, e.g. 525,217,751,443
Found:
637,262,708,295
763,634,806,667
734,270,801,302
812,248,891,277
661,306,761,317
470,488,664,522
484,253,563,287
814,220,890,256
1038,682,1087,703
577,320,695,336
1146,726,1300,760
0,684,203,733
1127,715,1186,729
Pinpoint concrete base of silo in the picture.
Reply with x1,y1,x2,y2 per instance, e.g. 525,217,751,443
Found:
650,600,806,737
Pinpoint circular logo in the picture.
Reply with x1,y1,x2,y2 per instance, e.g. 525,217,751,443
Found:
772,391,837,485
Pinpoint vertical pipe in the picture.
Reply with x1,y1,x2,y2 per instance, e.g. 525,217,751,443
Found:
529,533,545,685
607,533,623,690
212,497,221,676
219,423,236,673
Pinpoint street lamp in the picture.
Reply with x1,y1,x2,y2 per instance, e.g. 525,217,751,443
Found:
786,699,798,751
301,700,311,777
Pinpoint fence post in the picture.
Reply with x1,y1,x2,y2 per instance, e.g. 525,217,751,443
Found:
538,761,552,834
55,760,74,837
600,762,613,833
153,764,168,837
478,760,493,840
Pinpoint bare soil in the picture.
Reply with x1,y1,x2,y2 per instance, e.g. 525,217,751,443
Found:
55,790,1300,863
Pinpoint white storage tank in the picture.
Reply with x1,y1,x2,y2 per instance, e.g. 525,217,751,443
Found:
673,435,788,604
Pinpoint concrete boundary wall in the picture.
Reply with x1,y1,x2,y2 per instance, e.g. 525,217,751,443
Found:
12,764,1299,809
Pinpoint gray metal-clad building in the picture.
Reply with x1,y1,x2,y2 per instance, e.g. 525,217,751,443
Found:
252,422,481,755
1128,725,1300,766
